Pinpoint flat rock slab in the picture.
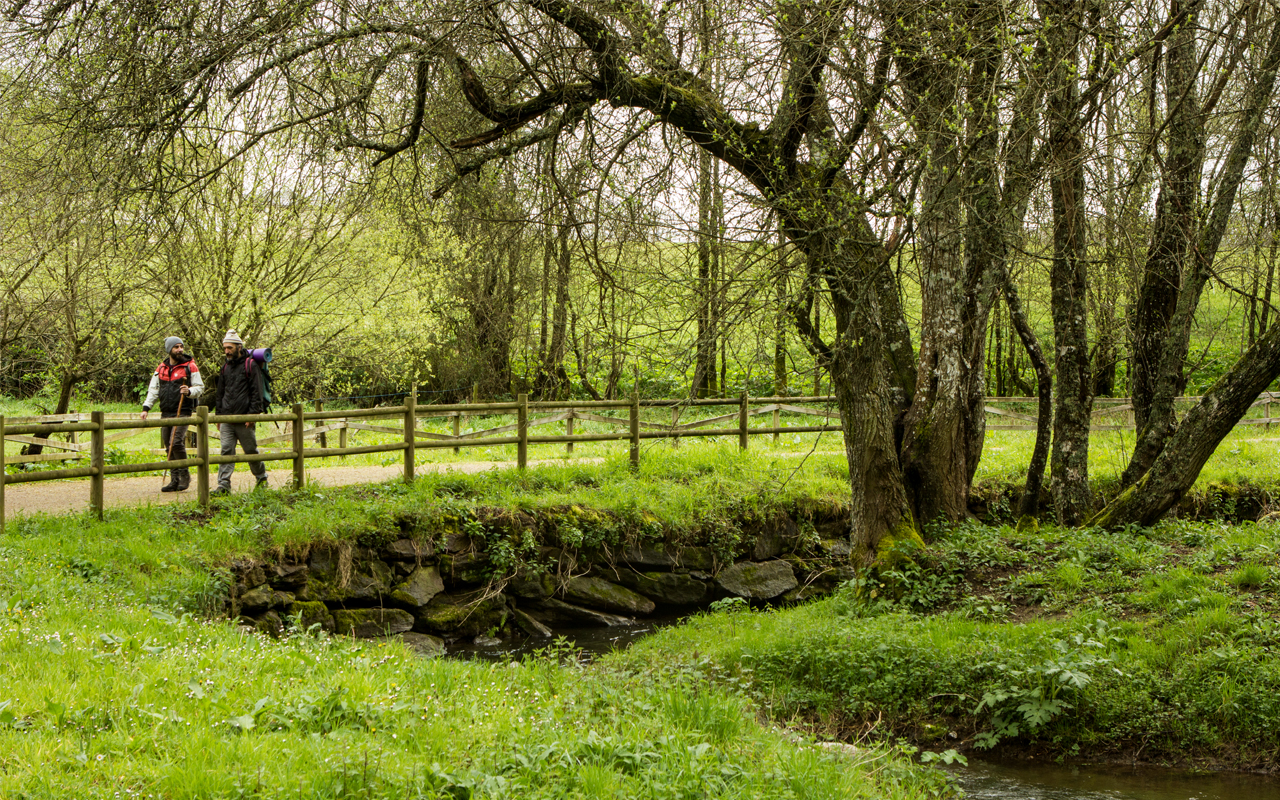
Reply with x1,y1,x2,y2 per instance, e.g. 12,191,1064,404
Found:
564,576,655,615
716,560,798,599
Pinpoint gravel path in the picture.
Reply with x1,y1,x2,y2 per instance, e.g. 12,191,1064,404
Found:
3,459,601,520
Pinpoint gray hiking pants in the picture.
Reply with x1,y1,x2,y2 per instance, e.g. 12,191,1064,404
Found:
217,423,267,489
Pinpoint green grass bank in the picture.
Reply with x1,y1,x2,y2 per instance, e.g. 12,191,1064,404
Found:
615,517,1280,771
3,443,1280,797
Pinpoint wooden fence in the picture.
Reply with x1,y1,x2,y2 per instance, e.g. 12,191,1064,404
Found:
2,390,1278,532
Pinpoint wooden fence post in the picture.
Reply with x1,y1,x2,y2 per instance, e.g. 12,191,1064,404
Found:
739,392,749,451
517,393,528,469
90,411,105,520
629,392,640,471
452,412,461,455
404,386,417,484
565,410,574,456
292,403,305,489
0,415,6,535
772,405,781,444
671,406,680,449
196,406,210,512
316,399,327,448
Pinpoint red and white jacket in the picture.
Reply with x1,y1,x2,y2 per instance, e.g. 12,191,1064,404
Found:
142,354,204,416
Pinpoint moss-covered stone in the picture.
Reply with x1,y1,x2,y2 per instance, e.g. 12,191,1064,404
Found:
332,608,414,638
389,566,444,609
346,560,394,601
254,610,283,637
397,632,445,656
239,585,293,612
439,552,489,585
414,591,508,638
285,600,334,632
510,569,555,600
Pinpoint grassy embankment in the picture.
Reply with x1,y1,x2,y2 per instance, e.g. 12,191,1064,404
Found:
0,445,957,799
3,419,1279,794
619,515,1280,770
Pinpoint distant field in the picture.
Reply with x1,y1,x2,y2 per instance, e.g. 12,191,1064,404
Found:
3,396,1278,497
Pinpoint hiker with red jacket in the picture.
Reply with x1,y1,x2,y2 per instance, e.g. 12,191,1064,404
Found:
213,330,268,495
141,336,203,492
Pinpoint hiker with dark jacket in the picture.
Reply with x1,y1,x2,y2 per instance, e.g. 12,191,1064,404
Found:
141,336,203,492
213,330,268,494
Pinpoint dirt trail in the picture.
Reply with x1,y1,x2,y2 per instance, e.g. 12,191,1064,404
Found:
3,459,601,520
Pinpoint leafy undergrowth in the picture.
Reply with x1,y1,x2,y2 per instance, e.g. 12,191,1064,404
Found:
0,449,955,799
613,518,1280,771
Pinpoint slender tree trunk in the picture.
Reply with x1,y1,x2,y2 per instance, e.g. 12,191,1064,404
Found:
775,223,788,396
1044,0,1093,524
900,134,971,524
536,222,573,398
1002,271,1053,517
823,251,917,560
693,145,716,398
1128,0,1202,436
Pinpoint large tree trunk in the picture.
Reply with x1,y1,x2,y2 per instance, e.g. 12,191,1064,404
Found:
894,5,983,525
1092,321,1280,528
790,219,919,559
899,137,972,525
1044,0,1094,525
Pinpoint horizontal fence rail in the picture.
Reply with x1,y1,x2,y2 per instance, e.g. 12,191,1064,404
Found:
3,390,1279,532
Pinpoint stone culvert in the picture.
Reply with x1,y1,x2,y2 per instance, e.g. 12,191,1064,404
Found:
227,506,859,654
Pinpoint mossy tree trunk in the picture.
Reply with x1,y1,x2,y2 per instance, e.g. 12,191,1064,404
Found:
1092,319,1280,528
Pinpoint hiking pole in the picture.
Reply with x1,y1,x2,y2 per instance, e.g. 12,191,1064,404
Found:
162,391,186,490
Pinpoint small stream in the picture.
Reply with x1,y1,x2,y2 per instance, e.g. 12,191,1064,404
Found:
445,626,1279,799
949,759,1280,799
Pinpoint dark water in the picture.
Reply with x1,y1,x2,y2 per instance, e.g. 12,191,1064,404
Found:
950,759,1280,799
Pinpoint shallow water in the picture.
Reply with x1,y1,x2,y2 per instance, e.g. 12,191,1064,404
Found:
950,759,1280,799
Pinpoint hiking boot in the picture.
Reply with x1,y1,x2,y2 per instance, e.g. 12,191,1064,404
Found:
175,474,191,492
211,486,231,497
161,477,181,493
254,477,269,491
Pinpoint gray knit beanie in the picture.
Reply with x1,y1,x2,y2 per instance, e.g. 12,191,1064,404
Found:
163,336,184,353
222,330,244,346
